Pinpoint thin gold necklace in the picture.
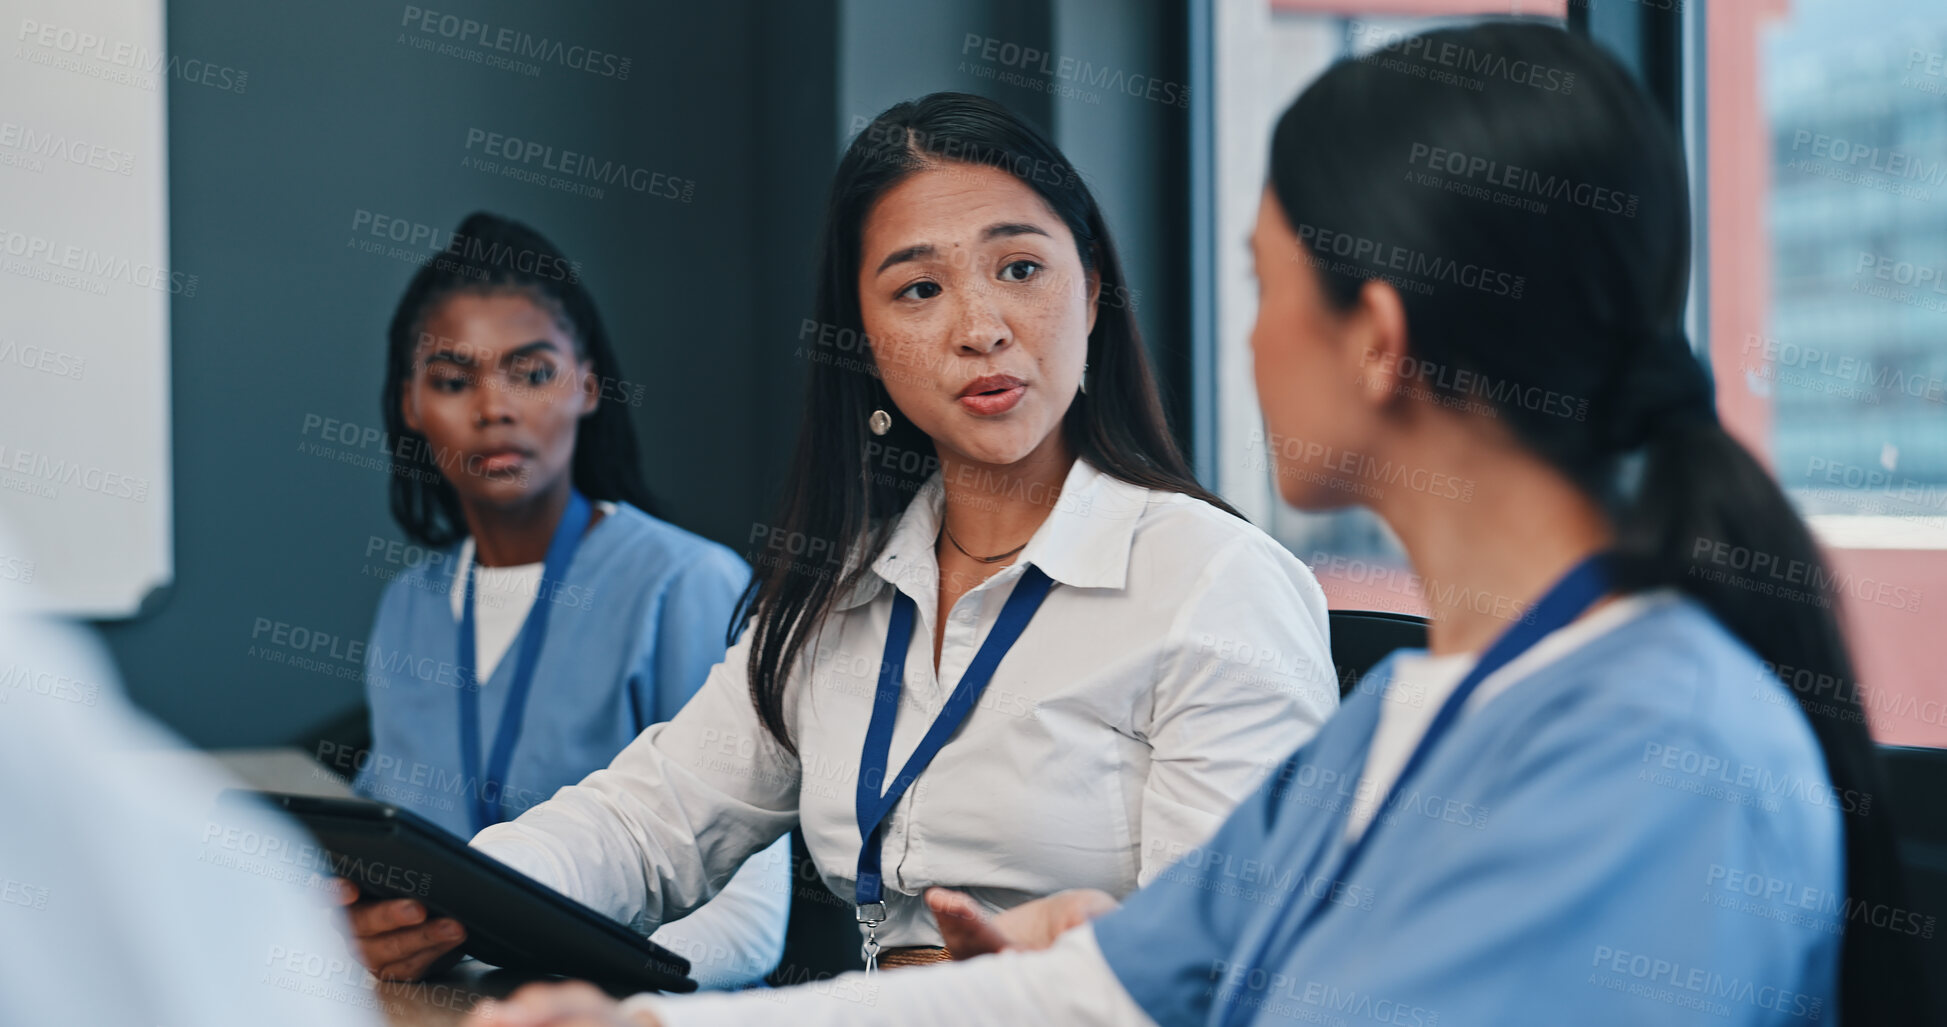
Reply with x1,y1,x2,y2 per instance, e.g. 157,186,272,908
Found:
940,520,1029,564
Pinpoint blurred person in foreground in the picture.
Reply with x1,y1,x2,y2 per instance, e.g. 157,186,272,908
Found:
0,525,380,1026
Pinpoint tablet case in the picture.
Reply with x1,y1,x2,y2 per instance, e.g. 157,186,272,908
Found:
226,790,698,994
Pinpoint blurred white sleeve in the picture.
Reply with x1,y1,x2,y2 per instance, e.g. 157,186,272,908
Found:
623,924,1155,1027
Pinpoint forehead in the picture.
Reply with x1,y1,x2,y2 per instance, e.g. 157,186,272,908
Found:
1252,186,1287,242
418,291,573,355
860,162,1068,253
1250,189,1308,278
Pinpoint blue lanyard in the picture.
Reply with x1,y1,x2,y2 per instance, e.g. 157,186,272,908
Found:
1216,553,1614,1025
456,489,593,834
853,564,1056,926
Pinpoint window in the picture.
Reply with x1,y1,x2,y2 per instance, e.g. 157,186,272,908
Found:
1202,0,1947,745
1208,2,1572,610
1727,0,1947,745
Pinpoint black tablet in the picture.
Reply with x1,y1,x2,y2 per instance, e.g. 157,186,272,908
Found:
227,789,697,995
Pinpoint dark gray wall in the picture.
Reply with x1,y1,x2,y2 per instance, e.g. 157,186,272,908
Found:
841,0,1192,426
103,0,814,746
104,0,1185,750
1049,0,1192,433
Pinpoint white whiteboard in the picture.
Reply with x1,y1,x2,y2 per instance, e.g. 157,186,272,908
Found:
0,0,173,617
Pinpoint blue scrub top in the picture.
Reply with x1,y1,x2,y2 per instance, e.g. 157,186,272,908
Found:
354,502,750,836
1095,597,1845,1026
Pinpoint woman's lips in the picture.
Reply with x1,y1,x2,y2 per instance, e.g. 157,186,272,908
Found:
957,384,1026,416
956,373,1029,416
477,449,528,474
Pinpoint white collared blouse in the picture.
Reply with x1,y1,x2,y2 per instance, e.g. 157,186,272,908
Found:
473,457,1337,949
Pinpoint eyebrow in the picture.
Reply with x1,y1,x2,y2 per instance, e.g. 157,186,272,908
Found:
499,340,564,363
875,243,936,277
872,221,1056,276
423,349,473,369
422,339,565,368
984,221,1050,243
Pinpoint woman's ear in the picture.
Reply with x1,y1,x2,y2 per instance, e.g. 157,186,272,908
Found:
1345,278,1411,411
399,379,423,435
578,361,601,417
1083,266,1102,337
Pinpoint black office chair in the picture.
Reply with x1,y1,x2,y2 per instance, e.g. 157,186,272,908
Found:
1876,744,1947,984
767,830,866,984
1327,610,1430,697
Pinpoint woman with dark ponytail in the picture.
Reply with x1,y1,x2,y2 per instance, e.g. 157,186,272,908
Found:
471,21,1933,1027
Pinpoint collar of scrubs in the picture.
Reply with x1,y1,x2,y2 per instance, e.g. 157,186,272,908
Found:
430,501,620,599
1213,553,1616,1027
834,456,1149,612
446,501,619,616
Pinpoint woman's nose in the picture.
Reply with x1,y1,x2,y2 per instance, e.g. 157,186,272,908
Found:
955,292,1011,355
474,376,515,424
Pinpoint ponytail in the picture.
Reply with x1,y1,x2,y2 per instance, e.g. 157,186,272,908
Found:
1612,420,1935,1023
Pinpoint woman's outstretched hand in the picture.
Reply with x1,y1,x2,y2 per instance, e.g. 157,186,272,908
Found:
925,887,1120,959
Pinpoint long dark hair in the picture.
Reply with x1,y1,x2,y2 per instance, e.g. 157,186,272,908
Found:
734,92,1232,754
381,211,656,546
1270,23,1929,1021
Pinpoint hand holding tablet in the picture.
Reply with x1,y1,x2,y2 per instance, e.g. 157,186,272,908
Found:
226,790,696,995
329,878,468,981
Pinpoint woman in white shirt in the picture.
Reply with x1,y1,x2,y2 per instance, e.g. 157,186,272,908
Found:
343,92,1337,979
